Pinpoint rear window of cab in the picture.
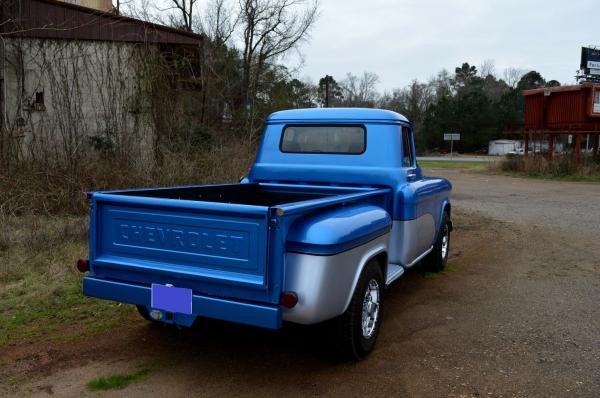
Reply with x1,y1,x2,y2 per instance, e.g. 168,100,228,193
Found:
280,125,366,154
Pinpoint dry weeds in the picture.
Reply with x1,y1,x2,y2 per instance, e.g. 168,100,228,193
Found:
493,154,600,181
0,140,256,217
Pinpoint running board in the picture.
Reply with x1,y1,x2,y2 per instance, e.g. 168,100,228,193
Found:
405,245,434,268
385,263,404,285
385,246,434,285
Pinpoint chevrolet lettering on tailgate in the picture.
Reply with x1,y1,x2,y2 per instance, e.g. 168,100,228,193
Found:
116,222,246,256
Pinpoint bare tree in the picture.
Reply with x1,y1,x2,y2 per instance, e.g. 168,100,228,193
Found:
427,69,452,98
503,67,526,88
163,0,200,31
380,80,432,126
238,0,319,118
479,59,496,78
113,0,134,14
340,71,379,107
199,0,238,43
118,0,157,23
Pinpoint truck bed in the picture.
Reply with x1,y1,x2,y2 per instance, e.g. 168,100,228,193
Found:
103,183,331,207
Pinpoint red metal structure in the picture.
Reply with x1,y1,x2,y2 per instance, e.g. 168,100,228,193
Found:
523,83,600,161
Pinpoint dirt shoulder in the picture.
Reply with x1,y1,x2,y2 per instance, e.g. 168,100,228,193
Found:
2,171,599,397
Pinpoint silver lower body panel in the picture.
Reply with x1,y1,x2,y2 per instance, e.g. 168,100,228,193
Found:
388,216,435,267
282,234,389,325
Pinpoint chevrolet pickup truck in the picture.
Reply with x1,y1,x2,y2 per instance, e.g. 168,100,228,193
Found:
79,108,452,359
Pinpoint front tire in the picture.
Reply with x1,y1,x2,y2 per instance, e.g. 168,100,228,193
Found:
333,260,384,360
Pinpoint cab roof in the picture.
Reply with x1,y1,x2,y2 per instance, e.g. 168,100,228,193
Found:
267,108,410,123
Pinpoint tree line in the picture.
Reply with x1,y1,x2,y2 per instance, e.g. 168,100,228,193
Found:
236,63,560,154
118,1,564,154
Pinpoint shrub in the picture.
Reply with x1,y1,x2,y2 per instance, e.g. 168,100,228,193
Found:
496,154,600,179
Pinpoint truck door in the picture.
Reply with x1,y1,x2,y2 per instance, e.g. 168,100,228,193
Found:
402,126,436,257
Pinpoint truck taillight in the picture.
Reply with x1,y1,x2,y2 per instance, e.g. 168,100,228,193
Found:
76,259,89,273
280,291,298,308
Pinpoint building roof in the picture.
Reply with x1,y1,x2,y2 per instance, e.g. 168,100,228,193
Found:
522,83,600,96
489,140,517,145
0,0,202,45
267,108,410,123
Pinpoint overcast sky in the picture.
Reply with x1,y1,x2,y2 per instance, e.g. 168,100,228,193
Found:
291,0,599,90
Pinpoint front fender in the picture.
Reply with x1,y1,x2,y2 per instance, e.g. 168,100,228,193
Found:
437,198,452,236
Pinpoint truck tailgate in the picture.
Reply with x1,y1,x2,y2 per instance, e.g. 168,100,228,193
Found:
90,193,278,304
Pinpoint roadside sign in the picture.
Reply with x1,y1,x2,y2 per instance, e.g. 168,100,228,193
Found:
444,133,460,141
443,133,460,160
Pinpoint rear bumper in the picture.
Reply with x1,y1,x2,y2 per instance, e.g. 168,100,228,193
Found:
83,277,282,330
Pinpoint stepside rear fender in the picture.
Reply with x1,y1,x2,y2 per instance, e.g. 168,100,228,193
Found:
282,234,389,324
282,204,391,324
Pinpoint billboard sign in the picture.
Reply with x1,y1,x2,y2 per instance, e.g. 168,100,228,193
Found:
581,47,600,75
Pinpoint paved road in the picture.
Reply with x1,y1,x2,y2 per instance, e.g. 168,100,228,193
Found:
418,156,496,163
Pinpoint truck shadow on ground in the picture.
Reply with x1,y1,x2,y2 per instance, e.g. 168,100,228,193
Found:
128,264,435,367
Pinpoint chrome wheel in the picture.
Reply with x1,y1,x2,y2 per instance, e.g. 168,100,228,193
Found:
361,279,380,338
441,225,449,259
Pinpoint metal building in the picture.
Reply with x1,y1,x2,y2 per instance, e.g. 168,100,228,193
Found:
0,0,202,166
522,83,600,161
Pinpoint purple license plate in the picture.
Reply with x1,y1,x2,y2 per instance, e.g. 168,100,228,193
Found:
151,284,192,315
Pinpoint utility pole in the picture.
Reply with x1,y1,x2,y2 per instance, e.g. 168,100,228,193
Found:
324,74,331,108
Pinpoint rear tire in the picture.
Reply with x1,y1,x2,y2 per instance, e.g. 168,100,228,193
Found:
424,212,451,272
136,305,157,322
333,260,384,360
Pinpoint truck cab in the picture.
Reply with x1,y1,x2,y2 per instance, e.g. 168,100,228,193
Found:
81,108,452,359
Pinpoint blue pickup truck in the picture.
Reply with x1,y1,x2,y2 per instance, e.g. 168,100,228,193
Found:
80,108,452,359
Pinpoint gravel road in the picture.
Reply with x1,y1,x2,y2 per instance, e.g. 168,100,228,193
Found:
445,169,600,237
2,170,599,397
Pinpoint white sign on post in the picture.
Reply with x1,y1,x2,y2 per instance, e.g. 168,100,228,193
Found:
443,133,460,159
444,133,460,141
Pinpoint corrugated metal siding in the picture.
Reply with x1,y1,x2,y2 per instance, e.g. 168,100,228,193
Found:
523,84,600,132
524,93,544,130
546,90,586,130
1,0,202,46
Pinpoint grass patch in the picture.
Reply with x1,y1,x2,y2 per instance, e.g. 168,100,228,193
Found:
424,262,458,279
86,369,150,391
0,273,131,346
0,216,131,347
419,161,487,170
499,170,600,183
